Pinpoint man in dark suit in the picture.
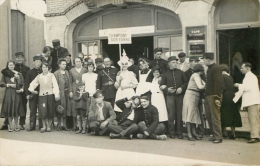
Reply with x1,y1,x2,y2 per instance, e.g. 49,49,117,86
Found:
108,96,141,140
203,52,223,143
160,56,188,139
88,90,116,136
136,96,167,140
96,57,118,107
25,55,43,131
150,47,168,74
50,39,69,72
0,52,30,130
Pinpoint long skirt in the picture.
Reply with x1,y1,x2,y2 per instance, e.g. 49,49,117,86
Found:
114,87,136,112
38,95,55,119
182,91,201,126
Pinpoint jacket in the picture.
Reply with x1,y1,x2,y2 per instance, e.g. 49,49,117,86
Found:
88,101,116,122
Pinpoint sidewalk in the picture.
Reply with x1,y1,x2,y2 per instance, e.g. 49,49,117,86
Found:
0,138,232,165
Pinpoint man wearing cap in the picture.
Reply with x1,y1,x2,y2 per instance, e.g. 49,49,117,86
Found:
135,58,154,101
203,52,223,143
177,52,190,72
25,54,43,131
136,96,167,140
0,52,30,130
160,56,188,139
94,58,104,73
88,90,116,136
63,52,73,71
108,96,141,139
150,48,168,74
96,57,118,107
50,39,69,72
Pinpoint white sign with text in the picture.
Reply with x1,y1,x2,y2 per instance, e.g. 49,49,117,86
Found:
107,29,132,44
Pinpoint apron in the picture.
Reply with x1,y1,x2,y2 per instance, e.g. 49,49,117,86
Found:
136,69,152,96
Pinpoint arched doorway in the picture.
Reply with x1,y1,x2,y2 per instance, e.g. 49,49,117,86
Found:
214,0,260,83
73,3,182,66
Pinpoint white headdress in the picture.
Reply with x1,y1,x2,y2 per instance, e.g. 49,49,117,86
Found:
117,49,132,67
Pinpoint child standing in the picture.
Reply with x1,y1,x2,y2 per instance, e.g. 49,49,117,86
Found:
74,81,89,134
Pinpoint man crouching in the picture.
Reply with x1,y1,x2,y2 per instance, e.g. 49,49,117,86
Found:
137,96,167,140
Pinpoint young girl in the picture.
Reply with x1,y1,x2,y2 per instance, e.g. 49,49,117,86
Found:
73,82,89,134
0,61,25,132
29,62,60,133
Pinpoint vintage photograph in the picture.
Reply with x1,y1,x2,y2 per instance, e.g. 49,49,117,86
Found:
0,0,260,165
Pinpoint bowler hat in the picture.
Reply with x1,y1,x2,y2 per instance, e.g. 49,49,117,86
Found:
178,52,186,58
154,47,163,54
33,54,42,61
167,56,178,62
203,52,214,60
15,52,24,57
95,58,103,63
52,39,60,46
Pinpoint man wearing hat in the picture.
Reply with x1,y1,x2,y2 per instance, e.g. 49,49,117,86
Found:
0,52,30,130
88,90,116,136
203,52,223,143
177,52,190,72
108,96,141,139
94,58,104,73
150,48,168,74
50,39,69,72
160,56,188,139
25,54,43,131
96,57,118,107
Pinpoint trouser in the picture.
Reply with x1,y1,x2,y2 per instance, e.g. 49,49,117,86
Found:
104,98,115,108
108,119,138,137
29,95,42,129
205,95,222,139
89,120,112,136
19,92,27,125
138,122,165,139
246,104,260,139
197,102,205,135
166,95,183,136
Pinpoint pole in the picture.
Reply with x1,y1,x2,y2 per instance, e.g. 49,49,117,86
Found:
119,44,122,72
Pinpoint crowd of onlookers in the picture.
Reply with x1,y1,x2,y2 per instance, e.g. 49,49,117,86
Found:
1,39,260,144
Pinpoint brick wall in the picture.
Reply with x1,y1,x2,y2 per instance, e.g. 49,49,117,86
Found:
46,0,79,13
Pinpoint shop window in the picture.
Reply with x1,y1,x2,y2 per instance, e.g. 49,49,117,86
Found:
77,41,99,58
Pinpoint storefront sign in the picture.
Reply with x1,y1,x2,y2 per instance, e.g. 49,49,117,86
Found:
107,29,132,44
187,26,206,40
190,44,205,54
99,26,155,37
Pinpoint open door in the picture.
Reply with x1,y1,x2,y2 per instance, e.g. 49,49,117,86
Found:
216,31,231,67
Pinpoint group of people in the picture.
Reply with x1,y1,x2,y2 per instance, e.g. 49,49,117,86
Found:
1,39,260,144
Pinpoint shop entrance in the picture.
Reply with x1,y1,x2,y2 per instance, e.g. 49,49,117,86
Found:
217,28,260,83
101,36,154,68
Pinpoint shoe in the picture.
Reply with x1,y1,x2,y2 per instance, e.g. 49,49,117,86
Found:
81,130,86,134
128,134,133,140
229,135,236,140
213,139,222,143
15,128,20,132
27,127,35,131
156,135,167,140
75,130,82,134
137,134,145,139
247,138,259,143
20,125,25,130
61,126,68,131
209,137,215,141
177,135,183,139
192,134,202,140
187,136,195,141
46,128,51,132
8,128,13,132
0,125,8,130
57,127,61,131
109,133,121,139
168,135,175,139
40,128,46,133
72,128,76,132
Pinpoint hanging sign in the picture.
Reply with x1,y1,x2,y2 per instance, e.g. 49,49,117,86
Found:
107,29,132,44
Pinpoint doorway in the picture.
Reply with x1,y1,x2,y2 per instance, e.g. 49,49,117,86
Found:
101,36,154,68
217,28,260,83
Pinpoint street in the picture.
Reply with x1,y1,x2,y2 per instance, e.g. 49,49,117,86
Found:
0,119,259,165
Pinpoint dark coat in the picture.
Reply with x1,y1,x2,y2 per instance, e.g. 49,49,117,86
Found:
73,91,89,111
24,68,42,96
150,58,169,74
205,63,223,98
1,64,30,79
50,47,68,72
160,68,188,96
96,67,118,100
136,105,159,135
220,74,242,127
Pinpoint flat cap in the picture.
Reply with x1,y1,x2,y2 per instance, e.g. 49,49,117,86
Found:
52,39,60,46
154,47,163,54
33,54,42,61
178,52,186,58
93,90,103,98
138,58,150,65
77,81,85,87
203,52,214,60
167,56,178,62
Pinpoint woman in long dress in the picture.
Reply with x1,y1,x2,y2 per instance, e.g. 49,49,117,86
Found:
54,58,73,131
219,64,242,139
114,55,138,112
0,60,25,132
182,64,205,141
69,57,88,131
29,62,60,133
150,66,168,122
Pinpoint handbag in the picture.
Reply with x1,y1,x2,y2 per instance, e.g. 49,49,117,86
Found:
56,101,64,115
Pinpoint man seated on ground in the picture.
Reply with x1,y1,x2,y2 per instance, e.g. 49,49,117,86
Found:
88,90,116,136
136,96,167,140
108,96,142,140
